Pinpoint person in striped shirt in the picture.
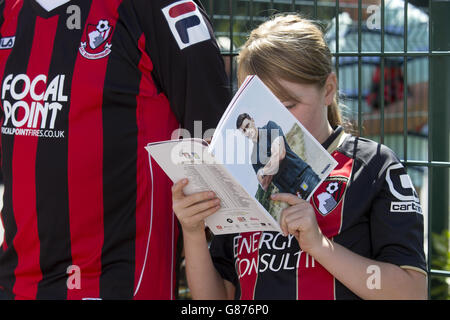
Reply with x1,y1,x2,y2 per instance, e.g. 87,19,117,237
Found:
172,13,426,300
0,0,230,299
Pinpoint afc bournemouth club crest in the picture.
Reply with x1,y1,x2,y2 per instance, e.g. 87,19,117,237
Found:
312,177,348,216
79,20,113,59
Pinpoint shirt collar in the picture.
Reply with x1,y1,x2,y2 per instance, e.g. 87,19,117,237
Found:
322,126,347,153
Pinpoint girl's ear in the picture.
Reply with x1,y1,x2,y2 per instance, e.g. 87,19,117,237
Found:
324,72,337,106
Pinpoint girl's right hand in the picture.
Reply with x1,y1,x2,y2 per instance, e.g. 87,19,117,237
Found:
172,179,221,235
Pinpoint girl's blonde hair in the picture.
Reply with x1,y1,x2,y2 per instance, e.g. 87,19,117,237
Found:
237,14,343,129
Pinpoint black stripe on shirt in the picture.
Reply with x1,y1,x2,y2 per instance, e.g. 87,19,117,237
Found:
0,1,5,33
0,1,35,298
35,0,91,299
99,1,141,299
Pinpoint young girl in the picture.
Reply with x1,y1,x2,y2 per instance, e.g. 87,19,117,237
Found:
172,14,427,300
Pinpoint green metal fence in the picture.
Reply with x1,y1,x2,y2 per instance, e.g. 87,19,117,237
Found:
180,0,450,300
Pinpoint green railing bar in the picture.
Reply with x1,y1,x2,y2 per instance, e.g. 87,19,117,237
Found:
335,0,339,84
380,0,385,144
212,14,267,21
313,0,318,19
241,0,366,9
229,0,234,93
209,0,214,17
403,0,408,169
334,0,341,136
357,0,361,57
428,166,434,299
402,160,450,168
357,62,362,137
430,269,450,278
404,0,408,53
428,0,450,262
331,51,450,57
426,0,433,299
249,0,254,28
357,0,362,137
213,14,330,25
380,55,385,144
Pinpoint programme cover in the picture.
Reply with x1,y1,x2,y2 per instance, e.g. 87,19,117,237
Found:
208,75,338,226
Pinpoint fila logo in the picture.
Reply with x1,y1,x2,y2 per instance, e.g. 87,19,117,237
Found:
162,0,211,50
0,36,15,50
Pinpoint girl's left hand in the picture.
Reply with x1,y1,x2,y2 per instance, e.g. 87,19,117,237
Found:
271,193,325,254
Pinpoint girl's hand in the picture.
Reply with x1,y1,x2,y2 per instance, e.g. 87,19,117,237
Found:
172,179,221,235
271,193,325,254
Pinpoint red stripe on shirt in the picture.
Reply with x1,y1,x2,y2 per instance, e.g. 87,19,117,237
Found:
141,106,180,299
67,1,122,300
314,152,353,238
297,151,353,300
297,253,335,300
133,33,180,299
12,15,59,300
237,232,261,300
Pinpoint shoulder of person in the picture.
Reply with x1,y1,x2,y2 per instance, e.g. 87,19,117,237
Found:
339,134,402,172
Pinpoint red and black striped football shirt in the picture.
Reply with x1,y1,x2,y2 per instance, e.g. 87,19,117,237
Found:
210,127,426,299
0,0,229,299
